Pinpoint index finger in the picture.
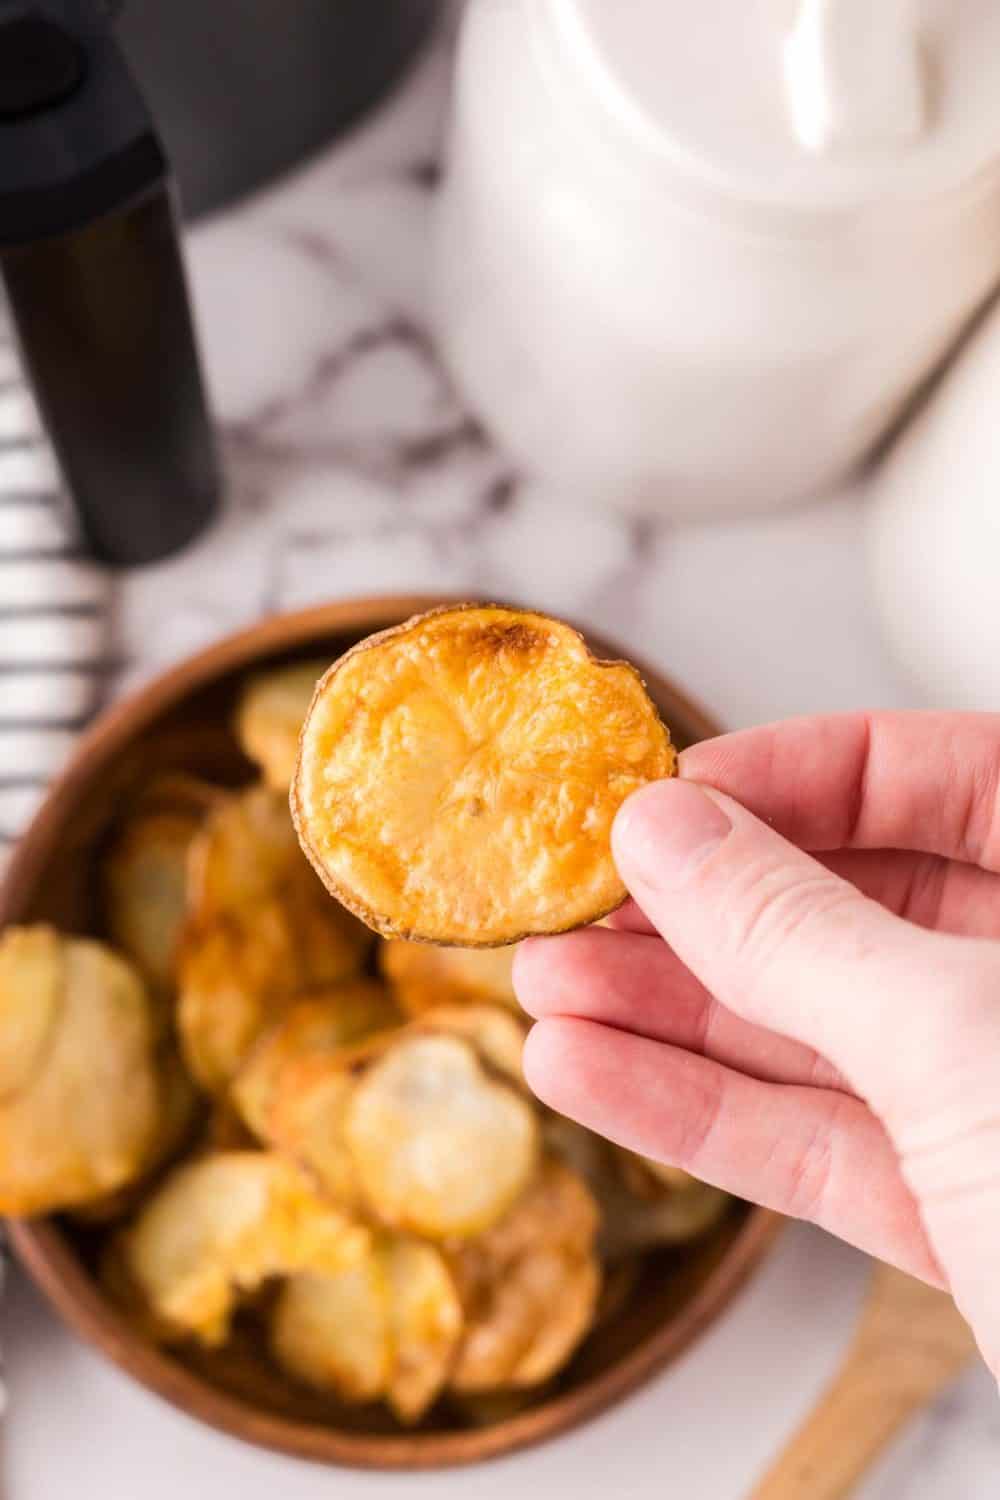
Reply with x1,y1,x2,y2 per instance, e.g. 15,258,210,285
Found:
682,712,1000,871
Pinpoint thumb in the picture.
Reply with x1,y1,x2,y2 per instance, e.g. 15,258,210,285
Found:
611,780,997,1109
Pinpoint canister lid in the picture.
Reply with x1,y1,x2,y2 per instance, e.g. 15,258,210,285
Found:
547,0,1000,211
0,15,85,121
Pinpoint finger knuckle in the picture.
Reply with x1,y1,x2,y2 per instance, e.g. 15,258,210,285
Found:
671,1061,726,1172
779,1093,847,1223
725,866,860,972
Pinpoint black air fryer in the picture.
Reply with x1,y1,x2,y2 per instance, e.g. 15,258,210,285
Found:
0,0,439,564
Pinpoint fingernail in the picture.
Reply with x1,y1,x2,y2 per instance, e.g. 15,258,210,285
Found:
613,781,732,888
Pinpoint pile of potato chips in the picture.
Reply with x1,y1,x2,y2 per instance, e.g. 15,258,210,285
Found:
0,661,730,1427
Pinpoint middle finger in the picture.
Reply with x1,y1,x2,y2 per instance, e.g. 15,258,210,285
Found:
514,927,847,1092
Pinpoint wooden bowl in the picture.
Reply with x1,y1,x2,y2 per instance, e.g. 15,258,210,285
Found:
0,595,782,1470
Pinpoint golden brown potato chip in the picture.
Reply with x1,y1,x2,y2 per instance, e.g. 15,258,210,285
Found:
600,1149,730,1258
104,811,201,996
129,772,224,821
447,1390,535,1427
449,1158,601,1392
267,1059,364,1209
272,1259,390,1403
345,1033,539,1240
201,1100,258,1153
460,1154,598,1269
178,906,296,1095
507,1254,601,1388
540,1111,630,1209
380,940,520,1015
414,1004,526,1086
382,1238,464,1422
592,1257,641,1331
178,784,371,1092
615,1147,703,1199
72,1046,202,1225
232,982,400,1142
238,1011,531,1232
102,771,223,1008
120,1151,370,1346
235,660,326,793
0,925,62,1101
544,1116,730,1258
271,1237,462,1422
0,928,160,1216
293,605,676,945
187,781,297,915
602,1180,731,1259
236,1025,401,1214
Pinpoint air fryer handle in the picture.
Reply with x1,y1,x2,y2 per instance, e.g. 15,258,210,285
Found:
3,175,219,565
0,1,219,565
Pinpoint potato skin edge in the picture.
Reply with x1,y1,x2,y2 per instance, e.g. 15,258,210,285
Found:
291,604,675,949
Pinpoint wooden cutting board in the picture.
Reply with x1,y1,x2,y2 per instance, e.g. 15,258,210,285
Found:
748,1262,979,1500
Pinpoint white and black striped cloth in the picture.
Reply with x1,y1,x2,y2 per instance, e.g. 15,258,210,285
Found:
0,307,113,1459
0,307,111,879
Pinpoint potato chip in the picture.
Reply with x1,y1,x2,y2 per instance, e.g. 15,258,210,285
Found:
345,1033,539,1240
187,781,300,915
201,1100,257,1153
178,906,296,1094
0,925,62,1102
104,811,201,996
382,1239,464,1422
541,1112,610,1176
506,1254,601,1388
465,1154,599,1267
187,784,371,966
244,1017,533,1227
232,982,400,1141
293,605,676,945
380,940,520,1015
120,1151,370,1346
178,784,371,1092
540,1112,633,1215
414,1004,526,1086
235,660,326,793
447,1390,535,1427
0,928,160,1216
595,1151,730,1259
237,1027,401,1214
449,1159,601,1392
614,1147,704,1198
272,1259,390,1403
271,1237,462,1422
612,1147,730,1241
602,1180,732,1259
267,1059,366,1209
592,1257,641,1331
73,1046,202,1225
544,1116,730,1259
102,772,222,1004
129,771,224,821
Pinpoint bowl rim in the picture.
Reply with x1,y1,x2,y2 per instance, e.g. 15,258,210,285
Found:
1,594,784,1470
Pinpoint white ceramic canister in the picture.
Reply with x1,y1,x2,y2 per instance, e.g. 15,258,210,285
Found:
869,289,1000,712
433,0,1000,518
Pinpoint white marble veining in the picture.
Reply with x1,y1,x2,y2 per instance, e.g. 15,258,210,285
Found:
4,23,999,1500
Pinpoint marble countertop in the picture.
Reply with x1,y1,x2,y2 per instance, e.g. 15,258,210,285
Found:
5,24,999,1500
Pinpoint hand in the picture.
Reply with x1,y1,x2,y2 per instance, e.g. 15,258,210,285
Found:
515,713,1000,1375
